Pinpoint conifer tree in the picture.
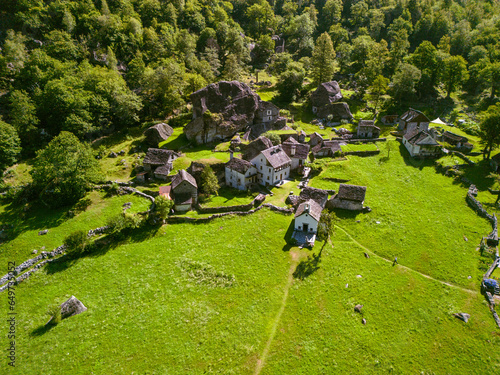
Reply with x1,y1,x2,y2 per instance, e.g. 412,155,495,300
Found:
311,32,335,85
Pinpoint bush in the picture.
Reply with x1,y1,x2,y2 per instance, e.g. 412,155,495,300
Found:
47,305,61,325
108,182,120,195
64,230,90,257
74,197,92,213
106,212,143,237
262,132,281,146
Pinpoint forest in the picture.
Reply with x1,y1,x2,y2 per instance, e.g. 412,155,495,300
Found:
1,0,500,166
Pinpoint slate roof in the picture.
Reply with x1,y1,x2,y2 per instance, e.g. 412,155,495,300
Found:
404,130,440,146
337,184,366,202
143,148,178,166
298,186,329,208
311,140,342,154
242,136,273,161
442,131,467,143
154,164,172,176
226,157,255,174
358,120,380,131
171,169,197,190
260,145,291,169
400,109,429,123
284,136,299,144
282,142,310,160
295,199,323,222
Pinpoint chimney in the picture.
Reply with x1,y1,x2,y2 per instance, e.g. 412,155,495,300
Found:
230,151,234,160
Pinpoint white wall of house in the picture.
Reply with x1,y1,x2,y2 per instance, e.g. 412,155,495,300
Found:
294,214,318,233
225,166,257,190
251,155,290,186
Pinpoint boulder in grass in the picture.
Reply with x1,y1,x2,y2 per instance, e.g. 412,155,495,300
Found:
60,296,87,320
38,229,48,235
454,312,470,323
144,123,174,146
354,304,363,313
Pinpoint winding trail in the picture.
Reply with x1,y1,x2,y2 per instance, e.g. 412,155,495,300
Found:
334,224,478,295
254,252,299,375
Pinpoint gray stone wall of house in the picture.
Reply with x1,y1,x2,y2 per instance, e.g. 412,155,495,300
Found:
173,180,198,204
327,198,363,211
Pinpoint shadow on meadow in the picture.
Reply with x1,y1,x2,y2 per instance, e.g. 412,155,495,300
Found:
0,201,70,242
293,241,327,280
30,322,57,337
45,224,161,275
399,144,437,170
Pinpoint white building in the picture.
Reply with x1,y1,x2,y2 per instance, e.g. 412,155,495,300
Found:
281,138,310,171
251,145,292,186
294,199,322,234
225,157,258,190
402,131,441,158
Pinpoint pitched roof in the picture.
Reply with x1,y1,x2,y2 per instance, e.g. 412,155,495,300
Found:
298,186,329,208
404,130,440,146
311,140,341,154
442,131,467,143
284,136,299,144
337,184,366,202
260,145,291,169
171,169,197,190
400,108,429,123
358,120,380,131
226,157,255,174
154,164,172,176
143,148,178,166
295,199,323,221
242,136,273,161
282,142,310,160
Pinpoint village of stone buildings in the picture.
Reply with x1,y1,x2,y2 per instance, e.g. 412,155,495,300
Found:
133,79,497,249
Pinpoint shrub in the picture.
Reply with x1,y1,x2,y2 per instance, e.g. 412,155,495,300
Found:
47,305,61,325
108,182,120,195
74,197,92,213
64,230,90,257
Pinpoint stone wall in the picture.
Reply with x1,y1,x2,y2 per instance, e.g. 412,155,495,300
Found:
343,150,380,156
346,138,387,143
449,150,475,166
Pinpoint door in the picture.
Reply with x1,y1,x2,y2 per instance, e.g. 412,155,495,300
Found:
303,223,309,232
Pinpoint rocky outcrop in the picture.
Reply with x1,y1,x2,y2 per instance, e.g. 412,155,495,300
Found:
60,296,87,320
311,81,343,108
184,81,260,144
316,102,353,121
143,123,174,146
184,81,286,144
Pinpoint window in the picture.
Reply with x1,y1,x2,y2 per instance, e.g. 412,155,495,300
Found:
267,176,270,180
260,165,262,170
266,110,272,115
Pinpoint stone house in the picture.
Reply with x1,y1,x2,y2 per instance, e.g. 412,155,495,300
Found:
398,109,430,134
403,130,441,158
311,81,343,113
309,132,324,147
254,101,280,125
327,184,366,211
356,120,380,139
171,170,198,212
143,148,179,179
294,199,322,234
251,145,291,186
282,139,310,171
311,140,342,157
225,156,258,190
298,130,306,143
441,131,473,151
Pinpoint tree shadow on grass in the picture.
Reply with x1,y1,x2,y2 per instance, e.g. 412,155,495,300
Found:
332,208,362,220
30,322,56,337
0,201,70,242
282,220,296,252
399,144,437,170
293,241,327,280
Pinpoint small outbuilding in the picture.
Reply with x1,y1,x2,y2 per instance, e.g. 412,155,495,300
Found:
282,141,310,171
171,170,198,212
356,120,380,139
143,148,179,179
327,184,366,211
398,109,430,134
225,157,258,190
294,199,323,234
403,130,441,158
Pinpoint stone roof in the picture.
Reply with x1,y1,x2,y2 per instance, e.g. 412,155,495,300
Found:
226,157,255,174
295,199,323,222
171,169,197,190
282,142,310,160
284,136,299,144
242,136,273,161
310,132,323,140
261,145,291,169
143,148,178,166
337,184,366,202
311,140,342,154
299,186,329,208
442,131,467,143
154,164,172,176
400,109,429,123
358,120,380,130
404,130,440,146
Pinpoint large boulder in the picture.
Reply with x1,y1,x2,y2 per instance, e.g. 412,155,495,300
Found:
316,102,353,121
184,81,261,144
60,296,87,319
311,81,343,108
144,123,174,146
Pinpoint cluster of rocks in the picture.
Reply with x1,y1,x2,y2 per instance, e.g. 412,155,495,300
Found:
311,81,353,122
143,123,174,146
108,150,126,158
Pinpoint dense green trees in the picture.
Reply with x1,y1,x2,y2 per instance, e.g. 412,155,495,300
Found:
311,32,335,85
30,131,102,207
479,104,500,159
0,121,21,176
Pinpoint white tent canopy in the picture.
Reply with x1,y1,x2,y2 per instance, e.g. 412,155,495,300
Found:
430,118,447,125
